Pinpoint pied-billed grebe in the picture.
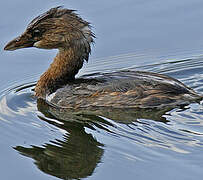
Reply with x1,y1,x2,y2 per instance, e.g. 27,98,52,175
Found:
4,6,202,108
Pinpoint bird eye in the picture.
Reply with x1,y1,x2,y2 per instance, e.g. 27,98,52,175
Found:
32,29,41,37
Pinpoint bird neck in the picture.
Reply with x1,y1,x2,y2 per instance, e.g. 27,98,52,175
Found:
35,47,84,97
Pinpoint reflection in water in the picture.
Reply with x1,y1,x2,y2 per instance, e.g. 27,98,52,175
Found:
36,98,203,153
12,94,203,180
12,89,177,180
14,120,104,180
12,96,173,180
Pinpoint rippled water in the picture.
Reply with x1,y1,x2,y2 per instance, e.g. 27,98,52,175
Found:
1,0,203,180
0,57,203,180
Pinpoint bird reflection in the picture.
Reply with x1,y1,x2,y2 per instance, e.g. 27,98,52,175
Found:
13,97,190,180
14,116,104,180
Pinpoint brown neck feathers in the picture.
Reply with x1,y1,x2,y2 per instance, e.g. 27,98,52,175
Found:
35,47,84,97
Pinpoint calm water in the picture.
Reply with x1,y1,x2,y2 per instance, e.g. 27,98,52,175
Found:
1,1,203,180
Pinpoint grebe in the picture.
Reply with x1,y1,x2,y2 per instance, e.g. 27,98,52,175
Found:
4,7,202,109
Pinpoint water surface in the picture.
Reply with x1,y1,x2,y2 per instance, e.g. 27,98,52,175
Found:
0,1,203,180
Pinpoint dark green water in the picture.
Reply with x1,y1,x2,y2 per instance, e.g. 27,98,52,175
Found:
0,1,203,180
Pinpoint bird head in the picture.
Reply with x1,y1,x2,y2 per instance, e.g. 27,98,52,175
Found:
4,6,94,51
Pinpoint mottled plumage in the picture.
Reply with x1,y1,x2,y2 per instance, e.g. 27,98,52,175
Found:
50,71,201,108
4,7,202,109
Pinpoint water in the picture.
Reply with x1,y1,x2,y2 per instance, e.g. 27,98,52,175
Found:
1,1,203,180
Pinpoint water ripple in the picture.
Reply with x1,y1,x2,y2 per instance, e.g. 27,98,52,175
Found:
0,55,202,179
